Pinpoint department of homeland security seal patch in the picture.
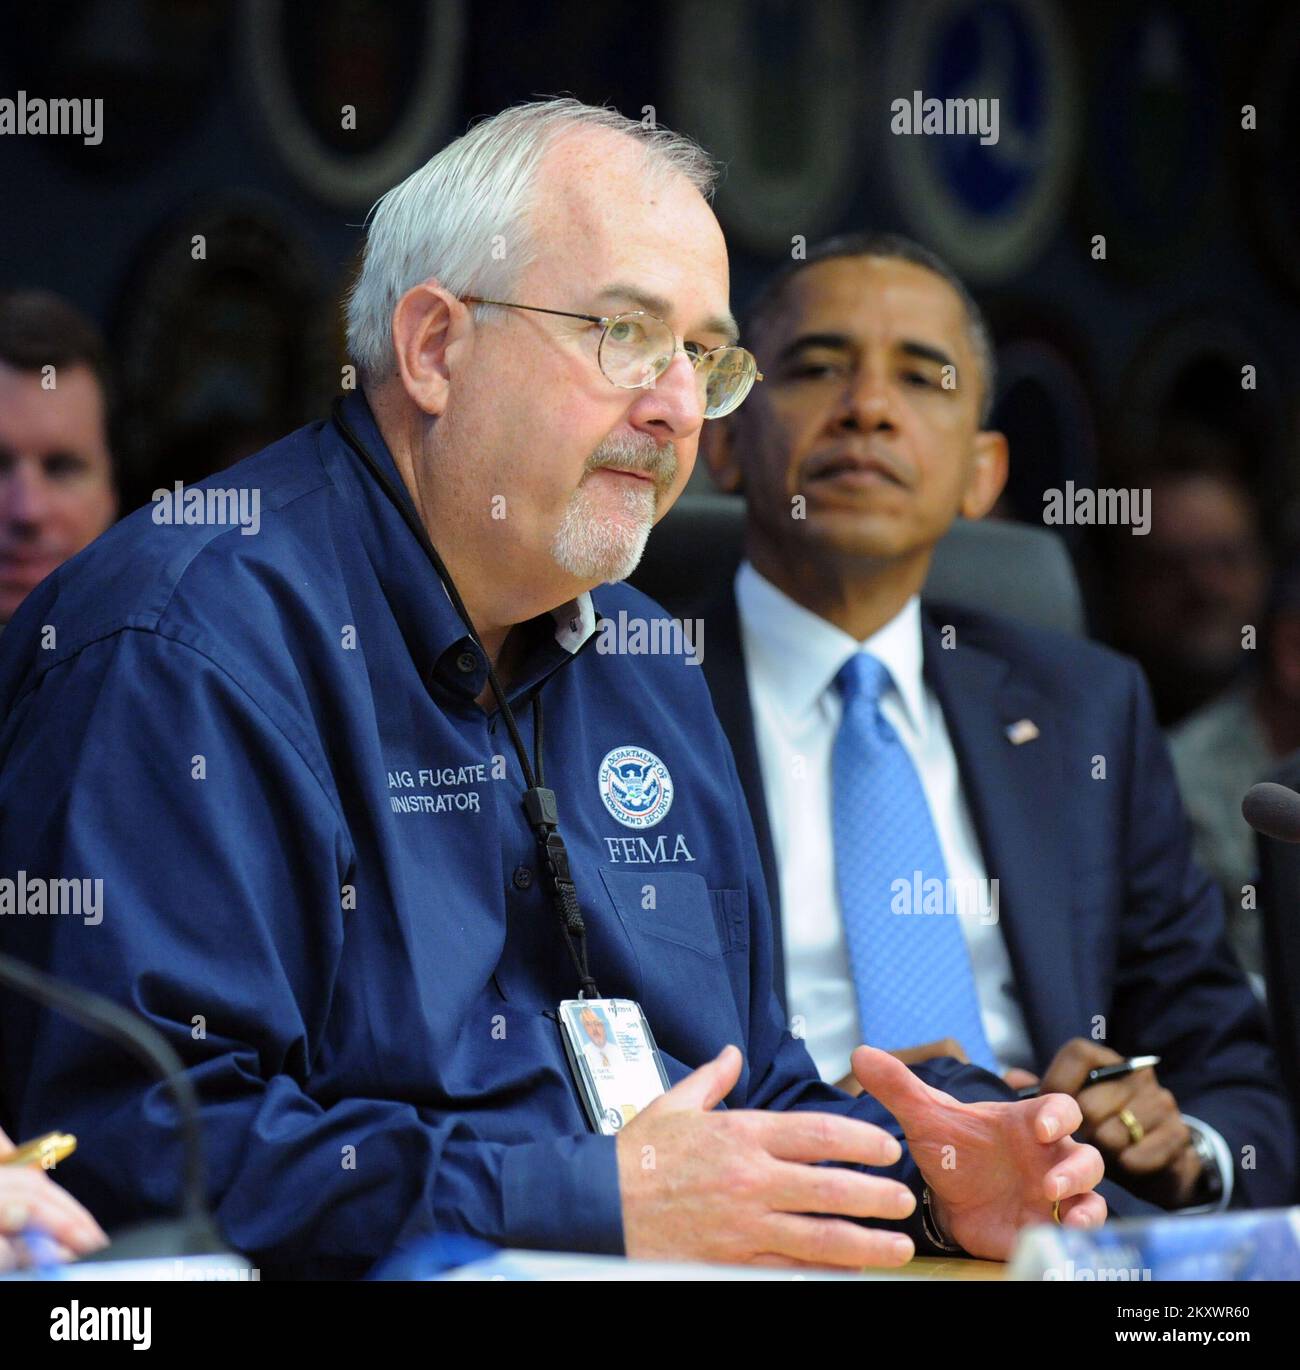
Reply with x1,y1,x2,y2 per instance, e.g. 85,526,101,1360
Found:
598,746,674,829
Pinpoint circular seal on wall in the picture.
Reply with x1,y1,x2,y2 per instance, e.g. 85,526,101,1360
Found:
668,0,866,255
883,0,1080,285
239,0,464,208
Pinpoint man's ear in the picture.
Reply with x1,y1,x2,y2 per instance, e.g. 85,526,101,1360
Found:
390,280,471,417
698,413,744,494
960,429,1009,520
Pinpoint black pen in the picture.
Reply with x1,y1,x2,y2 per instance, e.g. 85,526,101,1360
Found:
1015,1054,1161,1099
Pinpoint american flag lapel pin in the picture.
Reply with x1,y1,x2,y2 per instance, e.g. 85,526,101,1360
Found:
1005,718,1039,746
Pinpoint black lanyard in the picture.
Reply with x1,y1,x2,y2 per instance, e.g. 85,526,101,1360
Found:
331,397,599,999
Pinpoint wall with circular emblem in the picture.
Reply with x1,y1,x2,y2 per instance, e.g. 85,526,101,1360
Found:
2,0,1295,580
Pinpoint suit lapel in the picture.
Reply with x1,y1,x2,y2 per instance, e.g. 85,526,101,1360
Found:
696,585,787,1007
921,611,1084,1060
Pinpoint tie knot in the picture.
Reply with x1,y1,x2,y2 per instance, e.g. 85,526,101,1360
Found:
835,651,891,706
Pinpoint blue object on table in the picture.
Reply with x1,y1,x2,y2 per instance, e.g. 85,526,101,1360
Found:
1011,1206,1300,1280
367,1234,499,1280
18,1224,64,1270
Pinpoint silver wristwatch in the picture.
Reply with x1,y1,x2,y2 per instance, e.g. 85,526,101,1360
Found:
1187,1124,1225,1205
920,1185,964,1254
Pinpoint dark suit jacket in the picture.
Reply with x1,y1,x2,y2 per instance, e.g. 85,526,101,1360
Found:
698,584,1297,1210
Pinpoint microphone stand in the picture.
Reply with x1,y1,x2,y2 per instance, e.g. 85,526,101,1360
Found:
0,949,229,1260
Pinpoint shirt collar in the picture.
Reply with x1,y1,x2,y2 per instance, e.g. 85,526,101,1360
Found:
550,592,598,654
735,559,927,734
325,391,597,705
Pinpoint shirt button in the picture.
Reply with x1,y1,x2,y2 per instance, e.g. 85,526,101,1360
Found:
456,650,479,674
512,865,534,891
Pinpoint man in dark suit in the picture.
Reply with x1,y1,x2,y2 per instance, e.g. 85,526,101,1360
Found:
695,232,1294,1214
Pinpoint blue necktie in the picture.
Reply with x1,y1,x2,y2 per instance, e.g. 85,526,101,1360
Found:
831,652,997,1072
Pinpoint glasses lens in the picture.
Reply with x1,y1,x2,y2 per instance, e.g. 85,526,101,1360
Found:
599,313,675,389
698,348,757,418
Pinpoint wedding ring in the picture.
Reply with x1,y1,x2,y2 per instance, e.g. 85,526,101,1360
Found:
1119,1106,1145,1145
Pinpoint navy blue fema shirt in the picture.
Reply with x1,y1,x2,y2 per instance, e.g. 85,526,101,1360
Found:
0,392,1007,1277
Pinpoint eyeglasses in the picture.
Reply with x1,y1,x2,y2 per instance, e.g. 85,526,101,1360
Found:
461,296,763,419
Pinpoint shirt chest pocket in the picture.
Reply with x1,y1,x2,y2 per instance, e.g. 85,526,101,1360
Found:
598,868,744,959
597,868,749,1065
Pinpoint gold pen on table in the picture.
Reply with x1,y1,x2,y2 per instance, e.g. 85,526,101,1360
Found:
1,1131,77,1169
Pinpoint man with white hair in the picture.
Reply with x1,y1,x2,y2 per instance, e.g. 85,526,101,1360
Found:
0,99,1104,1278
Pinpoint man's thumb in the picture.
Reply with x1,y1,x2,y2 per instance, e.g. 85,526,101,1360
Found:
851,1044,935,1121
659,1044,743,1113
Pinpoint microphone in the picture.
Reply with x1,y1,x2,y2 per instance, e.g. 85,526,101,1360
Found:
1241,782,1300,844
0,949,229,1260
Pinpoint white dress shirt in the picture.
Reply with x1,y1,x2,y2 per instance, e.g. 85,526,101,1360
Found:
734,560,1232,1210
735,560,1035,1083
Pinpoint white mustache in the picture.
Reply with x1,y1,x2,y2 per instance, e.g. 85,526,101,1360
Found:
586,435,676,492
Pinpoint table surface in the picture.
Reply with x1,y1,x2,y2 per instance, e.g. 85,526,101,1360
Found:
440,1250,1008,1280
895,1256,1005,1280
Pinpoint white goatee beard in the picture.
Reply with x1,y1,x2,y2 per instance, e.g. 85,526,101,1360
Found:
549,436,674,584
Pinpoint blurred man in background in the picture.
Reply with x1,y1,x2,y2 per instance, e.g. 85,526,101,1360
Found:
1108,450,1268,727
1170,549,1300,985
0,291,118,627
0,296,116,1271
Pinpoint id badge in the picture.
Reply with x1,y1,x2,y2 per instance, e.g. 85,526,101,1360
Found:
558,998,670,1135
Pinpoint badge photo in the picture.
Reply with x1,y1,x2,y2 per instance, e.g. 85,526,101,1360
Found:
558,998,671,1137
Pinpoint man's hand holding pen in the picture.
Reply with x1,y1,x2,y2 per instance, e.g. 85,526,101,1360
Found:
1005,1039,1207,1209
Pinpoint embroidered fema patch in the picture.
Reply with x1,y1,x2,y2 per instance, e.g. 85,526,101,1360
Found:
598,745,674,829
